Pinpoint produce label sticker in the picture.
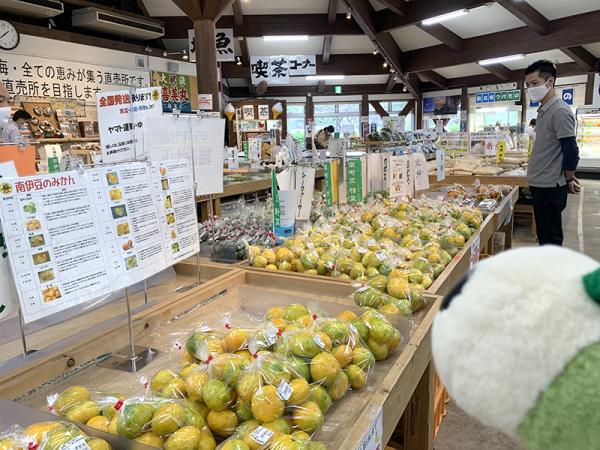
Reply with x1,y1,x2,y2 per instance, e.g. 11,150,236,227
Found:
356,407,383,450
250,427,274,445
59,436,90,450
0,160,199,323
276,380,293,401
313,334,326,349
346,159,364,204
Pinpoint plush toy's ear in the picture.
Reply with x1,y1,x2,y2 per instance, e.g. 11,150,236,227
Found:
583,268,600,305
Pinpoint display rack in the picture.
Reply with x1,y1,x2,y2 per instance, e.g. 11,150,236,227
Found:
576,106,600,172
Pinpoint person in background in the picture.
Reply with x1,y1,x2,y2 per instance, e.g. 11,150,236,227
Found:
314,125,335,150
526,118,537,135
525,60,580,246
2,110,31,144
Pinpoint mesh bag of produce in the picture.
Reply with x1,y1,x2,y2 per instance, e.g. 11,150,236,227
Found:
182,324,225,365
5,421,112,450
47,387,126,427
0,426,30,450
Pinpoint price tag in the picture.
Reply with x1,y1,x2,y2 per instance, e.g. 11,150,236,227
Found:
59,436,90,450
313,334,326,349
250,426,274,445
356,285,370,293
276,380,293,401
356,407,383,450
375,251,386,261
496,140,506,164
198,325,213,333
265,332,278,346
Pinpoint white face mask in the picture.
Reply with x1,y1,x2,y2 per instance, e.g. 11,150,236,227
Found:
527,80,551,103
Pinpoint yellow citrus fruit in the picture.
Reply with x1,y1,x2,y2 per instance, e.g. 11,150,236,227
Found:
251,386,285,423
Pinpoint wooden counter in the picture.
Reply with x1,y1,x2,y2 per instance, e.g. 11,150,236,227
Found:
0,269,441,450
429,174,528,188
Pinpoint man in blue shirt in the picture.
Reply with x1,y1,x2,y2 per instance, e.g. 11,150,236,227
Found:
2,110,31,143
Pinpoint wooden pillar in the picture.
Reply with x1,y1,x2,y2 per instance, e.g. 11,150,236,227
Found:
585,72,596,105
516,81,526,129
416,99,423,130
460,87,469,132
361,94,369,137
306,94,314,149
194,18,220,112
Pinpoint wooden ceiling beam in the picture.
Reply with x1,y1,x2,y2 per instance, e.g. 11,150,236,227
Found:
345,0,421,99
374,0,490,33
232,0,244,27
161,14,363,38
322,36,334,64
328,0,338,25
377,0,408,16
419,70,449,89
403,9,600,73
369,101,390,117
318,80,326,94
496,0,550,35
172,0,203,21
239,37,250,65
417,24,464,51
561,46,598,72
222,54,390,78
399,100,415,116
385,73,397,93
483,63,513,81
229,83,408,98
203,0,236,21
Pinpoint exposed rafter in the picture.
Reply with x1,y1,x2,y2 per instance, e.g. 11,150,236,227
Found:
344,0,421,99
377,0,407,16
385,73,397,93
561,46,598,72
402,10,600,73
417,24,464,51
399,100,415,116
374,0,490,33
419,70,449,89
229,83,409,97
483,63,513,81
370,101,390,117
328,0,338,25
496,0,550,35
232,0,244,27
161,14,362,39
322,36,334,65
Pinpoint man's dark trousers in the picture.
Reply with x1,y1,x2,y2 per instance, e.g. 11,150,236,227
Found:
530,184,568,246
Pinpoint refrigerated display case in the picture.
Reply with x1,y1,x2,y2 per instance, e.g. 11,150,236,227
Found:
576,106,600,171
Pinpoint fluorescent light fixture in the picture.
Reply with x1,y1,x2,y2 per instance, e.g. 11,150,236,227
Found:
422,9,468,25
477,107,508,113
478,54,525,66
263,35,309,41
306,75,345,80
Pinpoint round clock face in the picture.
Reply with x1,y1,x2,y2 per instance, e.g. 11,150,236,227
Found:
0,21,19,51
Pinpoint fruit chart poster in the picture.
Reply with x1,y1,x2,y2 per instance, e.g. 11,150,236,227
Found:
0,160,199,323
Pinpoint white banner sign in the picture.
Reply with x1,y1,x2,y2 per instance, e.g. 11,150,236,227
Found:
97,87,162,163
0,161,199,323
390,155,413,199
411,152,429,191
142,116,226,195
294,167,315,221
436,149,446,182
0,51,149,103
250,55,316,85
188,28,235,62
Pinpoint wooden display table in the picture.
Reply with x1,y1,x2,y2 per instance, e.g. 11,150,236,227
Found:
197,169,325,221
0,268,441,450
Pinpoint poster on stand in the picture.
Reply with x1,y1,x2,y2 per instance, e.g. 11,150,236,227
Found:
0,161,199,323
151,71,194,113
0,161,19,321
142,116,226,195
97,87,162,163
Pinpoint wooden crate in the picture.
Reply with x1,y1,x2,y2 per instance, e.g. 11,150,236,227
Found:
0,269,441,450
433,371,449,440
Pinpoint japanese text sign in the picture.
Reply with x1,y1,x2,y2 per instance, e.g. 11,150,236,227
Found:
250,55,316,85
188,28,235,62
97,87,162,163
151,71,192,113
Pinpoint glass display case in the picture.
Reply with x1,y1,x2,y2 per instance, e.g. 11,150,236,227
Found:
576,106,600,171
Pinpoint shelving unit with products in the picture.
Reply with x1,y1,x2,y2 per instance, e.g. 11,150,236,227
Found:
227,99,287,151
576,106,600,171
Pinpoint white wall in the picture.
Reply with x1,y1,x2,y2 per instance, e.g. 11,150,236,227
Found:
8,34,197,76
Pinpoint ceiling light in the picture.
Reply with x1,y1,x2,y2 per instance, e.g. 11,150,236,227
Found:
306,75,345,80
477,107,508,113
236,56,242,66
478,54,525,66
422,9,468,26
383,62,388,68
263,35,309,41
403,86,407,92
390,68,396,74
182,50,188,60
346,10,352,20
372,50,378,55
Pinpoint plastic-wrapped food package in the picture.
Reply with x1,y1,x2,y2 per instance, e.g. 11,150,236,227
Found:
1,422,111,450
47,386,126,427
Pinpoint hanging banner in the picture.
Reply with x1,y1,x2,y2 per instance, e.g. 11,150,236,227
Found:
436,149,446,182
151,71,193,113
381,152,391,193
288,55,317,76
0,52,149,103
188,28,235,62
97,87,162,163
0,160,199,323
390,155,412,198
268,56,290,85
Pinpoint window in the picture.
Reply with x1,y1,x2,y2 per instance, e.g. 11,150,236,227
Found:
369,101,413,132
314,102,361,136
286,103,305,148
